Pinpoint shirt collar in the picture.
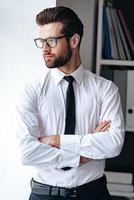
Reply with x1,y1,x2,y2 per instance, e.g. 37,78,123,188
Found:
51,64,84,85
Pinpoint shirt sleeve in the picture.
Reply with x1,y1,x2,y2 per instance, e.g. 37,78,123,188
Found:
16,82,80,169
60,81,125,159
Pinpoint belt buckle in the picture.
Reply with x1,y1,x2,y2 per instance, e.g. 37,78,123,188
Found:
70,188,77,197
59,187,77,198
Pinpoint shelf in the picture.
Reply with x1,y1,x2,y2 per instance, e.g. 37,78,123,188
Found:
96,59,134,74
125,126,134,132
100,59,134,66
110,191,134,198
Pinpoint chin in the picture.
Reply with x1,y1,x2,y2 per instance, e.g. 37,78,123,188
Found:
46,64,61,69
44,61,60,69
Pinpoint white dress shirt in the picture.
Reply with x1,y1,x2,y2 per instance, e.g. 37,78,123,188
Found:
16,64,125,188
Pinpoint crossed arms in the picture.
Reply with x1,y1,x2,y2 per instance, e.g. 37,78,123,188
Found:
38,120,111,164
16,81,125,168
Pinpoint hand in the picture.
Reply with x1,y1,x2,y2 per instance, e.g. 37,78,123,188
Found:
95,120,111,132
38,135,60,148
80,156,92,164
80,120,111,164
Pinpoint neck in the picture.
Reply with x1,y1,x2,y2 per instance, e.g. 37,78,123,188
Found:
59,52,81,75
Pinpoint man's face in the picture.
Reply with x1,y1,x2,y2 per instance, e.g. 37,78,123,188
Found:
39,22,72,69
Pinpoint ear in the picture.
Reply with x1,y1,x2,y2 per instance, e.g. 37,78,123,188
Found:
70,34,80,48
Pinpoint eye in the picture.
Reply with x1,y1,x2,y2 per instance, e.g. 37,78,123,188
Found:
46,38,56,47
39,39,44,44
35,39,44,48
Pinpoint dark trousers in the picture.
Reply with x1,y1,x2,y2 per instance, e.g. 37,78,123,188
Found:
29,189,111,200
29,176,112,200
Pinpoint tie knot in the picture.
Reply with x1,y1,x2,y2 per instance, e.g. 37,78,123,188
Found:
64,76,74,83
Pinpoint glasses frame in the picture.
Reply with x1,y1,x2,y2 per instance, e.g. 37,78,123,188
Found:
34,35,73,49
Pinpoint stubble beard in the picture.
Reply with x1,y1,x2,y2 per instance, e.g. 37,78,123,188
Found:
44,46,72,69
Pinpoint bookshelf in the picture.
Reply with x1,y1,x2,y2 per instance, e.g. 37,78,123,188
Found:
96,0,134,75
96,0,134,199
96,0,134,132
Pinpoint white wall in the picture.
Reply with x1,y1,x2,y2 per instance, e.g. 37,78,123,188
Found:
0,0,56,200
56,0,97,70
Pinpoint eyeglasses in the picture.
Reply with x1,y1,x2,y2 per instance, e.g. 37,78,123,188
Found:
34,35,72,49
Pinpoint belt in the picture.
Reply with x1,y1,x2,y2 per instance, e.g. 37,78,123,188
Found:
31,175,106,197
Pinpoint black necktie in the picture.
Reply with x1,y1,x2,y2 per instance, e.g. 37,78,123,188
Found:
62,76,75,171
64,76,75,134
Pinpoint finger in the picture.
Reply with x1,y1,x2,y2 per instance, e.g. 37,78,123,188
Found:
100,120,111,127
100,123,111,132
95,120,111,132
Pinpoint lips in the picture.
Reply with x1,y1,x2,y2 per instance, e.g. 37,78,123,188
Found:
43,54,54,59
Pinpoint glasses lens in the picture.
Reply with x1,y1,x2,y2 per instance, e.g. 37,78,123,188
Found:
35,39,44,48
46,38,57,48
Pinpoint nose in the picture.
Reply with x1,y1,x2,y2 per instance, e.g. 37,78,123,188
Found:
42,41,51,51
42,43,51,56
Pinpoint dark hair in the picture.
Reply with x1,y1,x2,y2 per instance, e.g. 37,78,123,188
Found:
36,6,84,47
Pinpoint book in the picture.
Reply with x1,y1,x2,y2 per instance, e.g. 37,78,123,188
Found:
106,7,119,59
110,8,126,60
103,6,112,59
118,9,134,57
113,9,131,60
105,171,133,184
121,6,134,39
107,182,134,193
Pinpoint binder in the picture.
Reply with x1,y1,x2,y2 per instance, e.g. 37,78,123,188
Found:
126,71,134,131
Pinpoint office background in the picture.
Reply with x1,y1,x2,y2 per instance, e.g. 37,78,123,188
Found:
0,0,97,199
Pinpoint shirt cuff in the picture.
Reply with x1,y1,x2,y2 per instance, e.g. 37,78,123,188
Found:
60,135,81,154
58,149,80,168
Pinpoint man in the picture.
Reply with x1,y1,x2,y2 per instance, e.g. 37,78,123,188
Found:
16,6,125,200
